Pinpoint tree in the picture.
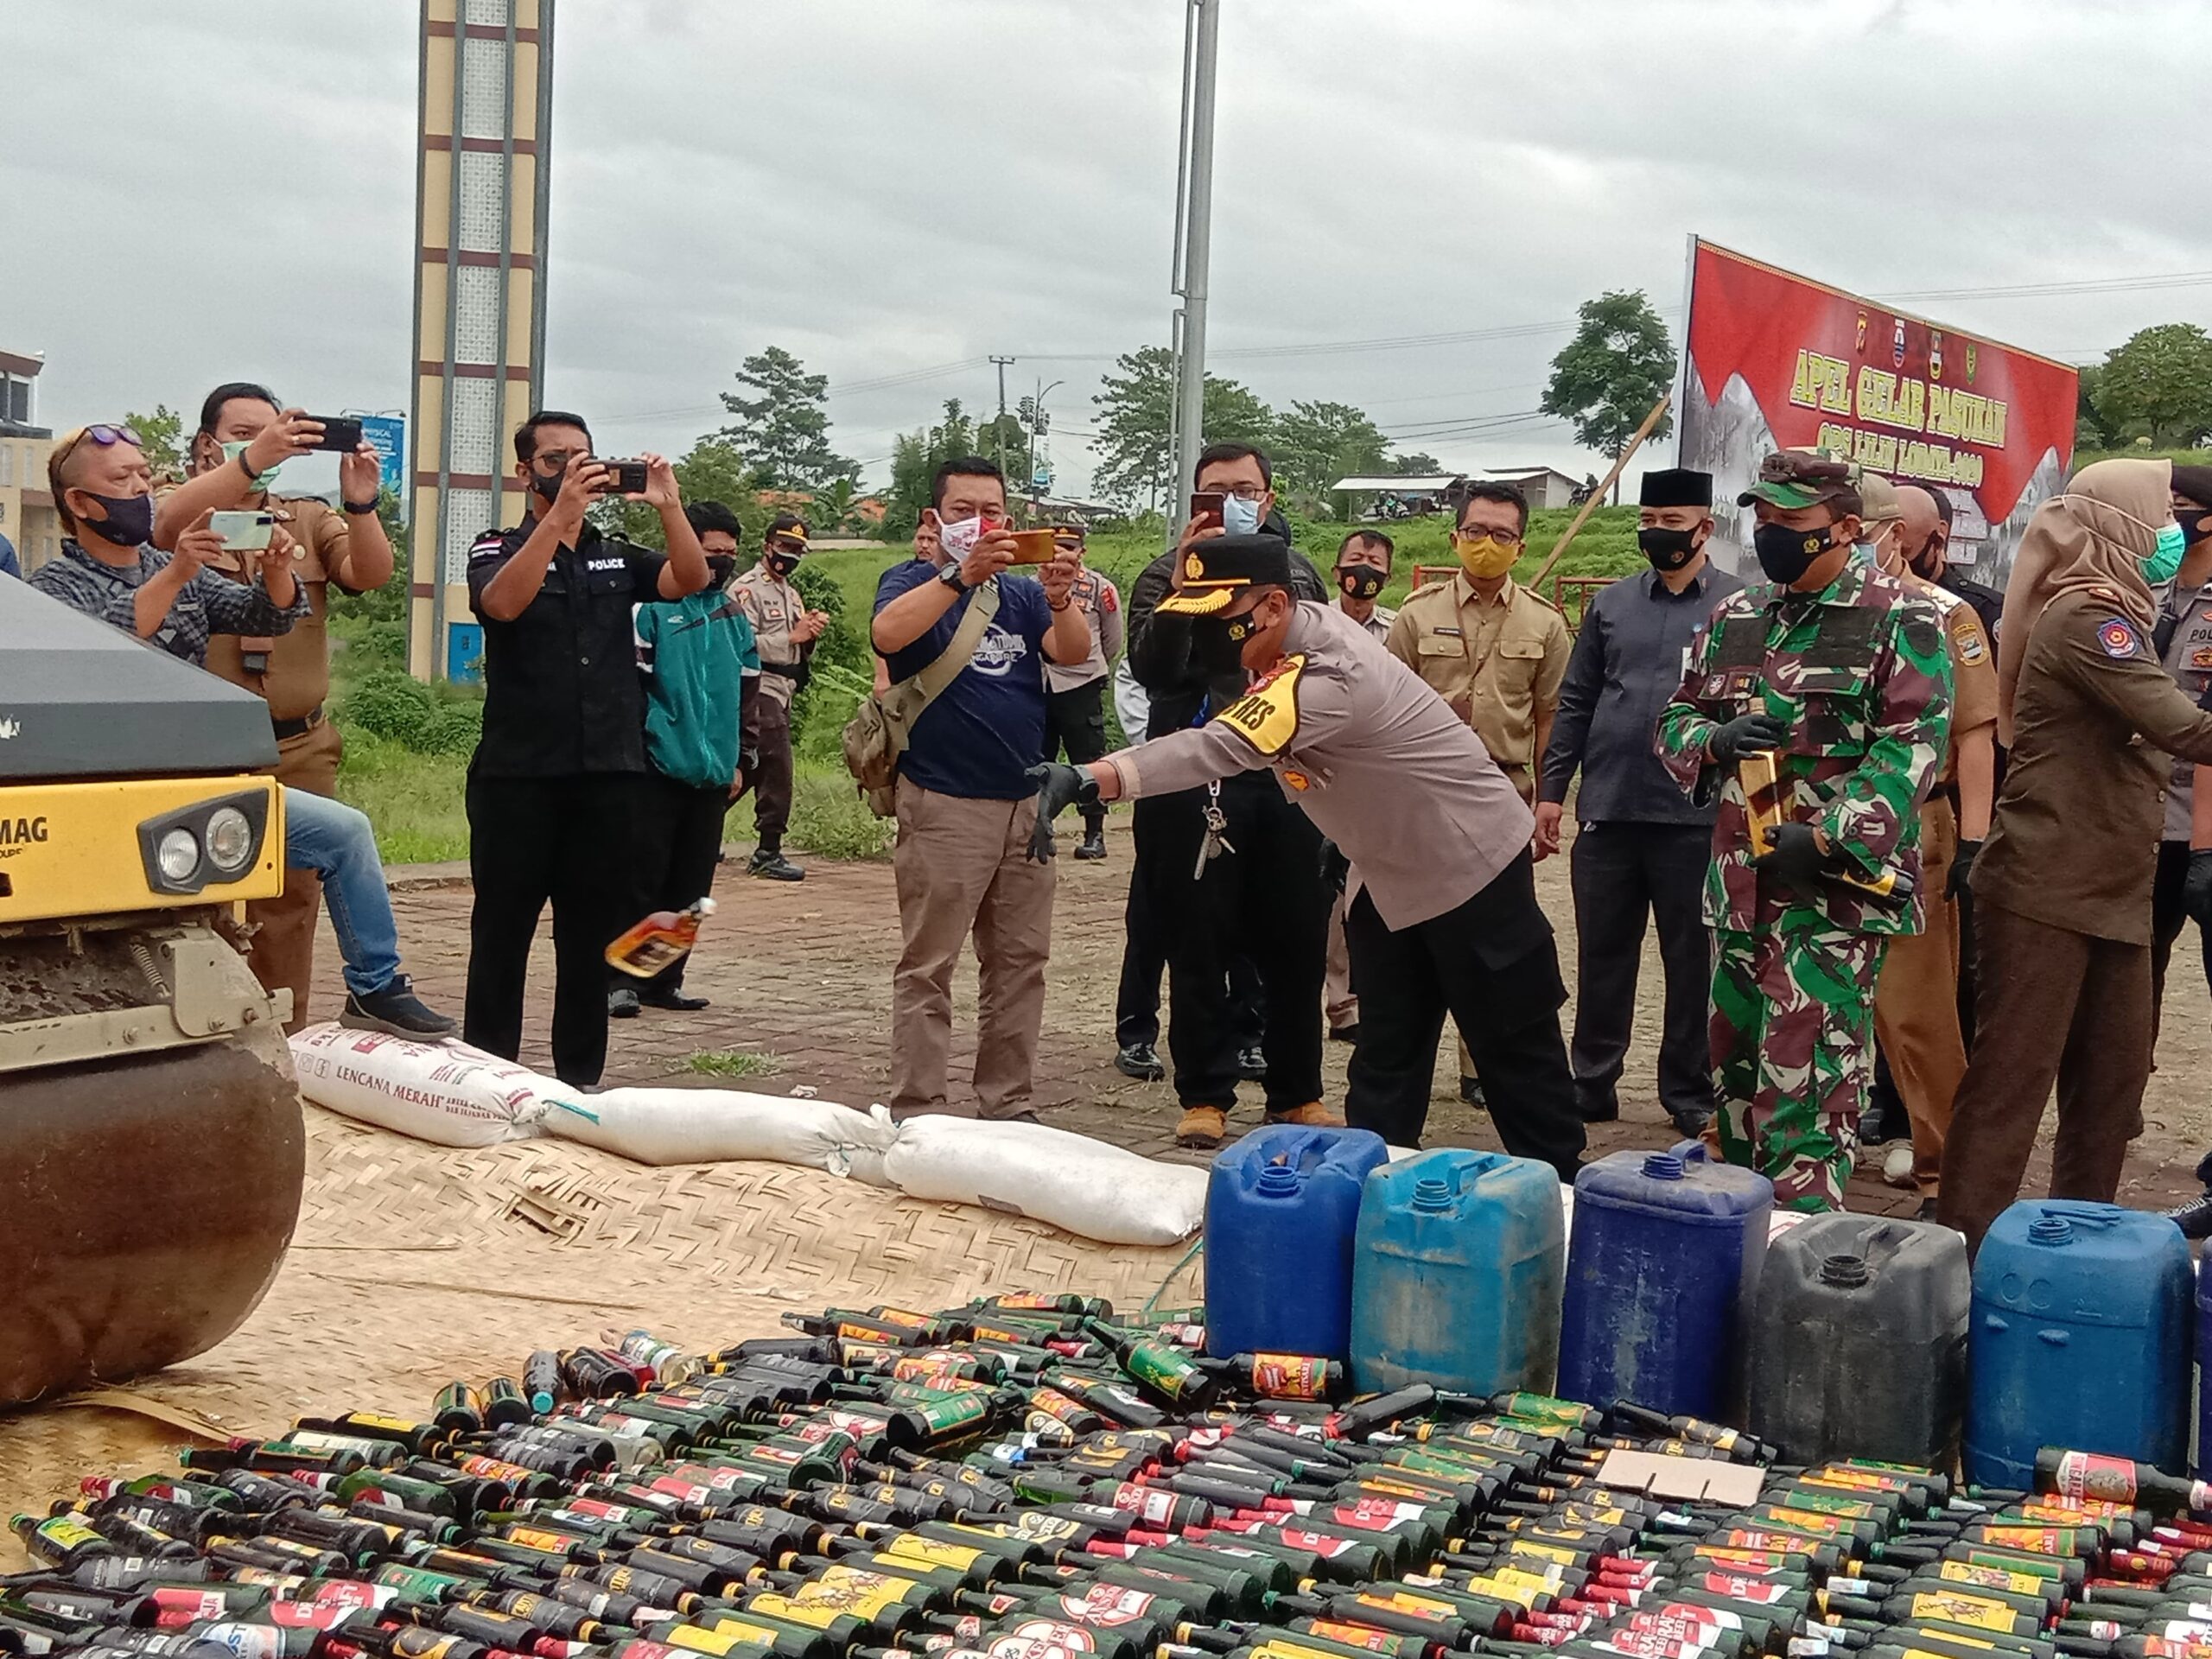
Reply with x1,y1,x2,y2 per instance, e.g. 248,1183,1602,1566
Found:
1273,399,1393,519
716,345,859,492
1541,289,1676,499
1393,452,1446,476
601,435,762,550
123,404,186,477
1090,346,1276,510
978,412,1027,482
2091,324,2212,448
881,399,981,539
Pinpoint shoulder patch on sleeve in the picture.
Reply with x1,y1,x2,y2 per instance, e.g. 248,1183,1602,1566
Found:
467,530,508,563
1213,652,1306,756
1954,623,1987,665
2098,615,2146,659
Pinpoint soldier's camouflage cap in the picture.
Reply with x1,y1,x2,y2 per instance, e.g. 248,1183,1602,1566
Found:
1738,450,1864,516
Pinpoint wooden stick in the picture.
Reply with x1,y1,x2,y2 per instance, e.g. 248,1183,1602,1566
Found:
1527,391,1674,594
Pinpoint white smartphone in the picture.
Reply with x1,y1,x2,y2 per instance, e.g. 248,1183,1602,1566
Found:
210,510,276,551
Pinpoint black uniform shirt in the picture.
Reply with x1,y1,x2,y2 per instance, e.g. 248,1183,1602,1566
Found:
467,518,669,778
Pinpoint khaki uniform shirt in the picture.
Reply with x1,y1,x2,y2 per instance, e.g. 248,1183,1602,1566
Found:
161,486,353,721
1385,573,1569,792
1043,569,1125,694
730,565,810,707
1109,601,1535,930
1331,595,1396,643
1907,575,1999,785
1977,587,2212,943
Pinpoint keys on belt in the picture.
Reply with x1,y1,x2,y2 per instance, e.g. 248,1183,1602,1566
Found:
1193,782,1236,880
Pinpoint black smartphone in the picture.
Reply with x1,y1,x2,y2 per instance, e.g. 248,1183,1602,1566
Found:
603,459,650,494
1190,491,1224,531
304,416,365,453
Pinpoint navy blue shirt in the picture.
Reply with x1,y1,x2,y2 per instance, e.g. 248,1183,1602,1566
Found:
875,561,1053,800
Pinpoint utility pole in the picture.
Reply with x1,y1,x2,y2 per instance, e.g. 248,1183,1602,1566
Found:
1169,0,1221,533
989,354,1016,481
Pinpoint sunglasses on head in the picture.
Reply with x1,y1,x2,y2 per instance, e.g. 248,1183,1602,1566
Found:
53,423,144,472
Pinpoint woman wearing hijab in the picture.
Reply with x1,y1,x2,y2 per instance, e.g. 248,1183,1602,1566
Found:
1938,459,2212,1251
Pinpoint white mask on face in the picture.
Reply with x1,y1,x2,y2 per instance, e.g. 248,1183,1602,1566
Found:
937,514,982,560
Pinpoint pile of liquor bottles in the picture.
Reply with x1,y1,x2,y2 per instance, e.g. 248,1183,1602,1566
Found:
12,1295,2212,1659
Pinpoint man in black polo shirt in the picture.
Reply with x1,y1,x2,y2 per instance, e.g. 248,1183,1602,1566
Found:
464,410,712,1087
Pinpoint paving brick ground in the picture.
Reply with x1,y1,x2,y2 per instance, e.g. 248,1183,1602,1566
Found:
319,814,2212,1217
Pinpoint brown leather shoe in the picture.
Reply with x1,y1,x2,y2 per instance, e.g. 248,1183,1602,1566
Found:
1264,1101,1346,1128
1175,1105,1229,1148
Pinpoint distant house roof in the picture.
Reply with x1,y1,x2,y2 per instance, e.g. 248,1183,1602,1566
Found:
1484,466,1584,485
1332,474,1461,493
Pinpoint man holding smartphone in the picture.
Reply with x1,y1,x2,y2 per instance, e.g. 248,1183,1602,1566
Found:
464,410,712,1089
150,384,397,1030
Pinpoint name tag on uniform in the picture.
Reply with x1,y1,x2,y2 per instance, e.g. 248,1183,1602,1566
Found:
586,556,626,573
1433,626,1465,637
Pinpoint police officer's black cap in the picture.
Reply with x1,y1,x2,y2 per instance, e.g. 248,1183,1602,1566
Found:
1155,534,1295,615
1640,467,1713,510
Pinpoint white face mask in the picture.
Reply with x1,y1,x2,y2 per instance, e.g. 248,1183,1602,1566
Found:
937,513,982,560
1222,494,1265,537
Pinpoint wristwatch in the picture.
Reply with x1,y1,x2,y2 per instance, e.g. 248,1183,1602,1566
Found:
937,563,969,593
341,499,378,516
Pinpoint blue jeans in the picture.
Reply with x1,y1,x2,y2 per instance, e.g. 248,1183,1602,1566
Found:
283,786,401,999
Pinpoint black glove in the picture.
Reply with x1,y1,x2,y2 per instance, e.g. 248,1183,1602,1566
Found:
2186,849,2212,927
1751,821,1831,897
1319,838,1350,895
1025,762,1099,862
1946,837,1981,901
1707,712,1788,766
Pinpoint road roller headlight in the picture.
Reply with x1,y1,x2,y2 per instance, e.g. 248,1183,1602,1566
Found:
205,806,254,874
137,790,271,895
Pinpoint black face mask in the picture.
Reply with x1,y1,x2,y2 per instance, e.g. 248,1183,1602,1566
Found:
707,556,737,587
766,553,799,578
1906,531,1947,582
78,491,156,549
531,462,565,504
2177,505,2212,547
1338,566,1386,601
1637,526,1700,572
1752,521,1834,586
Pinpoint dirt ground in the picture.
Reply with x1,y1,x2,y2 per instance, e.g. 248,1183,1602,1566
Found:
348,812,2212,1213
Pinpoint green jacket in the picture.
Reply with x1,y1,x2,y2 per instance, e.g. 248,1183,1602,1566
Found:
634,587,760,791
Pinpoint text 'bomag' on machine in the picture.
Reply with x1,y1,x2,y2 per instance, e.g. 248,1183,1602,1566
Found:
0,578,304,1403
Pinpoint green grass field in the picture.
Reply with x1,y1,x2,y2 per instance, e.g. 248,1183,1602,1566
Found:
330,506,1645,866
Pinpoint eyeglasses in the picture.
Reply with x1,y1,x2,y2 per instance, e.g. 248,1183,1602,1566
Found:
52,423,143,471
1456,526,1522,547
1214,485,1268,502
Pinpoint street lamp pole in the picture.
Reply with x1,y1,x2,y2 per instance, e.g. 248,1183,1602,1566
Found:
1169,0,1221,533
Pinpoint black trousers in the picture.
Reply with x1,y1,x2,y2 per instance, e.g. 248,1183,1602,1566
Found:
1043,682,1109,832
1113,859,1262,1052
465,771,649,1089
1130,773,1325,1111
616,770,729,995
1344,850,1585,1177
2152,838,2212,1047
737,694,795,849
1567,822,1717,1121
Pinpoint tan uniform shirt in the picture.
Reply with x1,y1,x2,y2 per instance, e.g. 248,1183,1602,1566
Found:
1331,595,1397,643
1977,587,2212,943
730,565,810,707
1908,575,1998,785
1385,573,1569,790
160,486,353,721
1044,569,1125,693
1109,601,1535,929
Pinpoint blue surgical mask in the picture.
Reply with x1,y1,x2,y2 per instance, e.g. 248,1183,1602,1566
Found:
1222,493,1265,537
2144,520,2188,588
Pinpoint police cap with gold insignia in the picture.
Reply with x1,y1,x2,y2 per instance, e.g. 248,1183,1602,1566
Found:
1738,449,1864,518
1155,532,1297,615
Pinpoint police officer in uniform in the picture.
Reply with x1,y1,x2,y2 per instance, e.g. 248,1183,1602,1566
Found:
1388,478,1570,1105
1030,535,1585,1177
731,512,828,881
1656,451,1953,1212
1324,528,1398,1039
464,410,711,1088
151,384,397,1031
1939,460,2212,1251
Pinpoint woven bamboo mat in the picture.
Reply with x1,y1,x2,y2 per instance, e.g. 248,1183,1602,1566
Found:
0,1106,1203,1528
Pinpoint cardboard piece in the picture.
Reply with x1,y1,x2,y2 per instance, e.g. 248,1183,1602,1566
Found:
1596,1447,1765,1506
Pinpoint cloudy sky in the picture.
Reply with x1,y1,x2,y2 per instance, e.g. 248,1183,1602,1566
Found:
5,0,2205,502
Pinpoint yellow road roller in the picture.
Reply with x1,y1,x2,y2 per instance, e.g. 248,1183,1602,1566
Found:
0,578,303,1402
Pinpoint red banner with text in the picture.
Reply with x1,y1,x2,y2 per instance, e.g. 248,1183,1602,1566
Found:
1676,238,2077,578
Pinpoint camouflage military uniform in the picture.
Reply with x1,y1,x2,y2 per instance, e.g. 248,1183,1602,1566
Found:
1656,557,1953,1209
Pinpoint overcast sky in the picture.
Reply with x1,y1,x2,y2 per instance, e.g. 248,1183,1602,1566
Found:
5,0,2206,504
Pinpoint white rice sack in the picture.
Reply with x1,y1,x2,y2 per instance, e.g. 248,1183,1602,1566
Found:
539,1084,893,1176
882,1115,1205,1246
289,1024,555,1147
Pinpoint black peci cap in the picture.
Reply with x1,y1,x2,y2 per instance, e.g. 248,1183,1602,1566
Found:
1640,467,1713,510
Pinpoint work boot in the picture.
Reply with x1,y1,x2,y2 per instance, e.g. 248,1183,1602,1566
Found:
1175,1105,1228,1148
2168,1188,2212,1242
1115,1041,1166,1081
1264,1102,1346,1128
607,986,641,1020
1668,1105,1715,1140
639,986,709,1012
1075,826,1108,861
1237,1045,1268,1082
340,975,457,1039
749,847,805,881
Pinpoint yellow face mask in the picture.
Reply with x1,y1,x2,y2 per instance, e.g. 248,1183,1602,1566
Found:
1455,531,1520,580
